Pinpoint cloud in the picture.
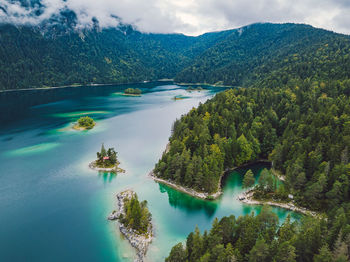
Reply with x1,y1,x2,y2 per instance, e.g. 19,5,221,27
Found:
0,0,349,35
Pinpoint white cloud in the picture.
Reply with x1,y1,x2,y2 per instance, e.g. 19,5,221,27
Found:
0,0,349,35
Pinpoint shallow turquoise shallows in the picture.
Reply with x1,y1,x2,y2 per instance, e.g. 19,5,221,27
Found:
0,83,300,262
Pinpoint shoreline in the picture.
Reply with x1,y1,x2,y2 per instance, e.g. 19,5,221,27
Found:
175,82,234,88
0,79,174,93
88,161,126,173
108,190,153,262
149,143,319,217
72,123,95,131
123,93,142,97
149,142,222,200
148,170,222,200
149,143,271,200
237,189,319,217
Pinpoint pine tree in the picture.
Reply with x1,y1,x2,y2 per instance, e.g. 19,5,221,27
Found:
165,243,186,262
243,169,255,188
248,238,270,262
100,143,107,158
313,244,333,262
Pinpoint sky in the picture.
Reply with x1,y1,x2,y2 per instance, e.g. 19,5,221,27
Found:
0,0,349,35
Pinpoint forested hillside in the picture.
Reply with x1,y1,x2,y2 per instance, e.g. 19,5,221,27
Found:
175,23,350,87
0,18,233,90
154,79,350,210
166,206,350,262
159,28,350,260
1,21,349,90
0,23,188,90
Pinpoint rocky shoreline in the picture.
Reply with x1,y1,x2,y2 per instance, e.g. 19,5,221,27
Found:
148,170,222,200
88,161,125,173
237,189,319,217
149,144,270,201
108,190,153,262
149,142,222,200
72,124,94,131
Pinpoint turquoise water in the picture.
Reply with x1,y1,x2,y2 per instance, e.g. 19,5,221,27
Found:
0,83,300,261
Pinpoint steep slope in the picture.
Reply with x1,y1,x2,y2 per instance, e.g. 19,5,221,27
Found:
0,22,349,90
0,21,232,90
175,23,350,87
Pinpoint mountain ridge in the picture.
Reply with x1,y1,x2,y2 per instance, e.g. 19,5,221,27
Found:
0,21,349,90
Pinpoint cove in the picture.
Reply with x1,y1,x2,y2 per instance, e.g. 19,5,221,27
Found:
0,83,300,262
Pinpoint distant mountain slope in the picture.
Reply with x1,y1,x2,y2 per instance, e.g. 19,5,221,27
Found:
0,21,349,90
175,23,350,86
0,21,233,90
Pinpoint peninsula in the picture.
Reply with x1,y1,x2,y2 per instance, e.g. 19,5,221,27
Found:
237,168,319,217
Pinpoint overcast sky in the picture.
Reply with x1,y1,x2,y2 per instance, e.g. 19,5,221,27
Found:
1,0,350,35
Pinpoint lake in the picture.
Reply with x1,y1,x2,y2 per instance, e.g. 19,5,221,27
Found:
0,82,300,261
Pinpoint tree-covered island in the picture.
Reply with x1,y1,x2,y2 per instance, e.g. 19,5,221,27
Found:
124,88,142,96
89,143,125,173
108,190,153,262
73,116,95,130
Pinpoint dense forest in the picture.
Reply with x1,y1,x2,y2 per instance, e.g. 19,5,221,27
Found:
155,24,350,260
165,206,350,262
119,193,152,235
175,23,350,87
154,79,350,211
0,13,232,90
1,20,350,91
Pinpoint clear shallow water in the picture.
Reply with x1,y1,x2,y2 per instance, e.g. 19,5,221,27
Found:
0,83,300,261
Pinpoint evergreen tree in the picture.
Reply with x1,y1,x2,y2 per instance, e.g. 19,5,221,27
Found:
313,245,333,262
243,169,255,188
248,238,270,262
165,243,186,262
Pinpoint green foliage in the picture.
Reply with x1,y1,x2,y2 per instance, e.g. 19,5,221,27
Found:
257,169,275,193
248,238,269,262
1,23,349,91
96,143,118,167
166,205,350,262
243,169,255,188
313,245,333,262
0,23,232,90
165,243,187,262
155,79,350,211
77,116,95,129
124,88,142,95
175,23,350,88
119,193,151,235
236,135,254,166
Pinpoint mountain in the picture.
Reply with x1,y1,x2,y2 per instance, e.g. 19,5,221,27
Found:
0,16,233,90
0,20,349,90
175,23,350,87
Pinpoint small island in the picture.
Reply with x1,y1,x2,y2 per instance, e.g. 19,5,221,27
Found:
89,143,125,173
108,190,153,262
172,95,185,101
124,88,142,96
73,116,95,130
186,86,204,92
